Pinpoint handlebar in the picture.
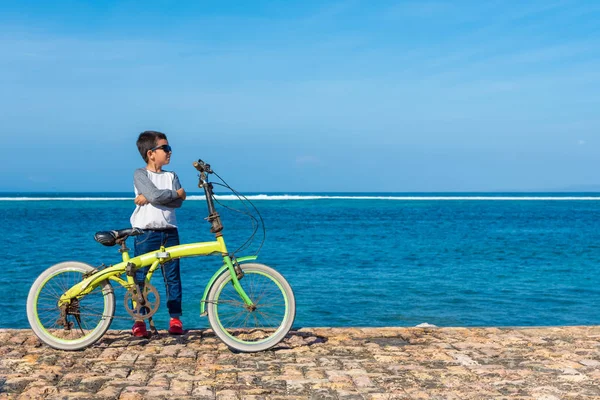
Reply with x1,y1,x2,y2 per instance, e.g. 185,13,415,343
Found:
193,159,212,174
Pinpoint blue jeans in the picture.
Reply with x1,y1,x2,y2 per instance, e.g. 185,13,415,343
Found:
134,228,182,317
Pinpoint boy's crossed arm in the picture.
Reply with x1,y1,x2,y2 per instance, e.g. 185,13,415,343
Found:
134,169,186,208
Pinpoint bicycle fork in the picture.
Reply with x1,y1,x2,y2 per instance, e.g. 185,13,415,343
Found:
200,255,258,315
224,255,255,310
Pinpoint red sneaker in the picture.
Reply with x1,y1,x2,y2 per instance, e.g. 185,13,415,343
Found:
132,321,150,338
168,318,183,335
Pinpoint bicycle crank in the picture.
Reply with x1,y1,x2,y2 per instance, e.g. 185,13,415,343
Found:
124,283,160,320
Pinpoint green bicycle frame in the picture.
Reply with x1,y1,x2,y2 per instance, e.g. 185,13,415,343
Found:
59,236,257,312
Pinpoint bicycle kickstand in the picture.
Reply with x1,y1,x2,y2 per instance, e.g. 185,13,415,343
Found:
148,317,160,337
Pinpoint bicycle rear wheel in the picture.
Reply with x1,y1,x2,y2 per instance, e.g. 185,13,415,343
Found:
206,263,295,352
26,261,115,350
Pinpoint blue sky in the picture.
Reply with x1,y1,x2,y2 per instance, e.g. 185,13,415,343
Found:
2,1,599,192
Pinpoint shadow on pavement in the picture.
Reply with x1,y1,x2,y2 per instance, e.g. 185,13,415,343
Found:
94,329,328,352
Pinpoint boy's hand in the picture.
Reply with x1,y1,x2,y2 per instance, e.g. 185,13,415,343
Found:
134,194,149,206
177,188,187,200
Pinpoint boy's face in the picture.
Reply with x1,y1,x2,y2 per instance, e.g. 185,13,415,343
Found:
148,138,171,167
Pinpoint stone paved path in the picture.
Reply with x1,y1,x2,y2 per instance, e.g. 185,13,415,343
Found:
1,326,599,399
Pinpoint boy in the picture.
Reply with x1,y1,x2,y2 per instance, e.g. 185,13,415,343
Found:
130,130,187,337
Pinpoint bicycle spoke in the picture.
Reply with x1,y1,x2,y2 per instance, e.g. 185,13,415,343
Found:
37,272,107,337
212,270,289,343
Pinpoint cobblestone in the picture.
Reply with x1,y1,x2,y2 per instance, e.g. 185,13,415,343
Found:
0,327,599,399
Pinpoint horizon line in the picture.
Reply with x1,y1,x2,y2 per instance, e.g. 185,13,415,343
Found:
2,190,600,194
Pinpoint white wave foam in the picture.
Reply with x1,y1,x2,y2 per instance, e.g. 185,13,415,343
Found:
0,197,133,201
2,195,600,201
200,195,600,201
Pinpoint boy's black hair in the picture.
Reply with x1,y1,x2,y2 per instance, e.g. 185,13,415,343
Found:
137,131,167,162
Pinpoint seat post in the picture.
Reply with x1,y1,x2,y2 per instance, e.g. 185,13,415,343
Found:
117,240,131,261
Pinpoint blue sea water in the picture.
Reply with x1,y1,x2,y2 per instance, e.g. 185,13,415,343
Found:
1,192,600,329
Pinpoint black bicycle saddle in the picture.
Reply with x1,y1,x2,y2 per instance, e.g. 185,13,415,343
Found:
94,228,143,246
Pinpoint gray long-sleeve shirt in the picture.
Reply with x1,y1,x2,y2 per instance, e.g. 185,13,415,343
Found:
130,168,183,229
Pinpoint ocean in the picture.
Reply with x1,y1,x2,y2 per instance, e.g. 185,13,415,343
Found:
2,192,600,330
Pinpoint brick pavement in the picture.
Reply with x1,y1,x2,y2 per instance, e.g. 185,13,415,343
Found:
0,326,599,399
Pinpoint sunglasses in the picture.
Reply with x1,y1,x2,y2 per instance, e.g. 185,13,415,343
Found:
151,144,172,153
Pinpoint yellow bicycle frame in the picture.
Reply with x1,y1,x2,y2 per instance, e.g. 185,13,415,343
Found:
59,235,256,309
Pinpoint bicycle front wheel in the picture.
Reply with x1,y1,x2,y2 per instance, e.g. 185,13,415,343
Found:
26,261,115,351
207,263,295,352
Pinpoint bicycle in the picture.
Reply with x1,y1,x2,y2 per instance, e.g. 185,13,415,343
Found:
26,159,296,352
